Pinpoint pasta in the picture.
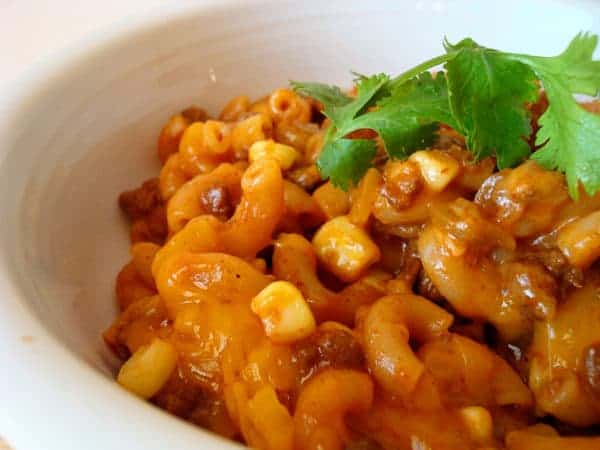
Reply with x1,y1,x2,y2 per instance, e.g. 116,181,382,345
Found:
178,120,233,176
359,294,453,397
105,92,600,449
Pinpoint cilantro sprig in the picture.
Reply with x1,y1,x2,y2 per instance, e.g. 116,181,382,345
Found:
291,33,600,197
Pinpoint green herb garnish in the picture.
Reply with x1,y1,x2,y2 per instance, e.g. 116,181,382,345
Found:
291,33,600,198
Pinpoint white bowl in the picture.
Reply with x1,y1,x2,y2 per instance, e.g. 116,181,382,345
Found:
0,1,598,449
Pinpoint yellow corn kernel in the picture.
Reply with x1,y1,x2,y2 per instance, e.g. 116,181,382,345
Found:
459,406,493,443
117,338,177,399
251,281,316,343
248,139,300,170
312,216,381,283
409,149,460,192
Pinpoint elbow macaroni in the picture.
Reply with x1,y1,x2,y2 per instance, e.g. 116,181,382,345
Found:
107,91,600,449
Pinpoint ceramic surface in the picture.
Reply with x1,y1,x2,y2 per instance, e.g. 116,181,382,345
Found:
0,1,598,449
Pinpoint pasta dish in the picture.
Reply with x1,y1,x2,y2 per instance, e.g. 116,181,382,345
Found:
103,34,600,450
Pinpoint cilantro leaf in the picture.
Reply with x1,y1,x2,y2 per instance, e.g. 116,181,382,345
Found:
291,33,600,197
507,32,600,196
293,74,391,189
317,138,377,190
329,73,390,127
296,73,457,187
290,81,352,110
292,74,390,129
444,38,539,168
344,72,457,158
532,95,600,197
514,32,600,96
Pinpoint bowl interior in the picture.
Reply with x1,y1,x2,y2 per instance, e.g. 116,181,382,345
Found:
0,0,598,448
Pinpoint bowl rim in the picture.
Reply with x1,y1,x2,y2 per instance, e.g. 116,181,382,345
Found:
0,0,599,449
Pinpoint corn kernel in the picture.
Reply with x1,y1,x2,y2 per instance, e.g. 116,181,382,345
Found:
117,338,177,399
459,406,493,443
251,281,316,343
248,139,300,170
312,216,381,282
409,150,460,192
